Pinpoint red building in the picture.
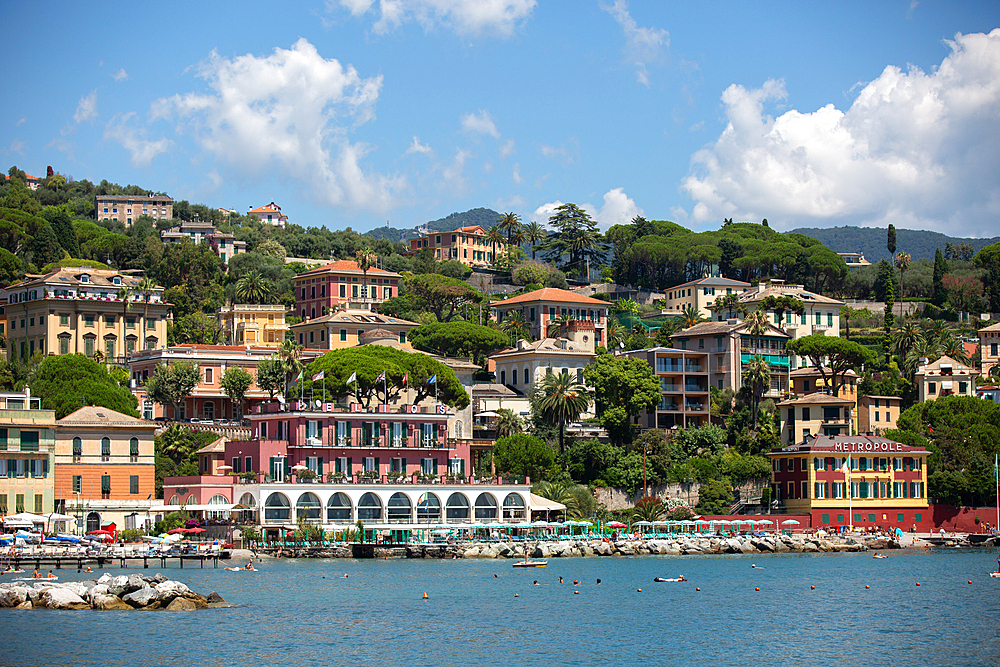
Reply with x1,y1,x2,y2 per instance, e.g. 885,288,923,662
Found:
767,434,930,532
293,261,402,321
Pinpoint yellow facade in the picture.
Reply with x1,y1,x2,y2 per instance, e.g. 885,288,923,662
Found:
218,304,289,347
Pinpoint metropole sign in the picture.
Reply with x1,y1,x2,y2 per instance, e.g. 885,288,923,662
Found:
833,441,908,453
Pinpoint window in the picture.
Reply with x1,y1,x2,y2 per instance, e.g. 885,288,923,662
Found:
129,437,139,462
72,436,82,462
59,336,69,355
928,382,936,394
875,411,880,422
85,336,95,356
130,476,139,495
340,329,347,342
959,381,968,394
20,431,39,451
101,437,111,461
524,368,530,385
72,475,81,494
101,475,111,495
84,314,95,327
60,314,69,326
802,407,810,421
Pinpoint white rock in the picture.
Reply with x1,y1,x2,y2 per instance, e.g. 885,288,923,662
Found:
41,587,89,610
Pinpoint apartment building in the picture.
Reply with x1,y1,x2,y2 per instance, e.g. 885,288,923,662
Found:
778,393,854,445
247,202,288,227
624,347,710,429
408,226,505,268
218,304,289,347
54,407,157,531
294,261,402,320
2,267,169,363
980,321,1000,378
160,219,246,264
913,355,979,403
291,309,418,351
789,366,859,434
0,390,56,517
857,395,901,435
95,193,173,226
662,276,751,320
491,288,608,349
671,319,791,398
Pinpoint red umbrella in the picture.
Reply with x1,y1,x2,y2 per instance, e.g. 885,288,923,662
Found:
607,521,627,528
185,527,207,534
167,528,187,534
87,529,113,535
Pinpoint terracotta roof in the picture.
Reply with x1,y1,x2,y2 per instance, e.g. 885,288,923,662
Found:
768,434,929,455
668,276,751,290
491,337,596,358
290,310,417,328
740,283,844,306
57,406,155,427
196,437,228,455
777,393,855,407
491,287,609,307
915,354,976,376
672,320,790,339
248,202,283,214
980,321,1000,333
297,260,400,278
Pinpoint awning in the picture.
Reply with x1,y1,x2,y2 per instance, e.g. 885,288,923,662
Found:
528,493,566,512
3,512,46,524
941,380,954,390
148,504,238,512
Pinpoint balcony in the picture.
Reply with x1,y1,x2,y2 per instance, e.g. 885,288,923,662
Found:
684,403,706,412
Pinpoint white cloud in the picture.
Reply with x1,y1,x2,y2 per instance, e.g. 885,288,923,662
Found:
406,136,433,155
4,139,26,156
539,142,576,164
153,38,401,213
338,0,536,37
602,0,669,87
113,69,128,82
681,29,1000,236
16,117,25,127
441,148,469,194
103,112,172,167
74,90,98,123
512,163,522,184
530,188,642,230
461,109,500,138
500,138,515,158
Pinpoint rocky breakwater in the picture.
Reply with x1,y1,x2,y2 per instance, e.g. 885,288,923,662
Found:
0,573,230,611
406,534,881,559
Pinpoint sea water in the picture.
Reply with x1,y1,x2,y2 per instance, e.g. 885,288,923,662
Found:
2,548,998,667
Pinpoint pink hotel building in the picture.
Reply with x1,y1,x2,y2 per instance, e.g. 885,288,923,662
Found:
293,261,401,320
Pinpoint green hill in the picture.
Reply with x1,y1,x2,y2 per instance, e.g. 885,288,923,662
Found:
364,207,502,243
789,226,1000,263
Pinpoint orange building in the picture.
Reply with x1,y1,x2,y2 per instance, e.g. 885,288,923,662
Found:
54,407,157,532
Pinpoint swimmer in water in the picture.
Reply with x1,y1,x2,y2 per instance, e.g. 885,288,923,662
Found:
654,575,686,583
558,576,564,584
533,580,539,585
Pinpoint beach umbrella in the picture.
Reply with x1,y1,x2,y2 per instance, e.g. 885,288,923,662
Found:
291,464,309,471
167,527,187,534
185,527,207,534
781,519,800,533
607,521,627,528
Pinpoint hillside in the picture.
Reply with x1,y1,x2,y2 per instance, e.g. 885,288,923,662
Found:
364,207,501,243
789,226,1000,263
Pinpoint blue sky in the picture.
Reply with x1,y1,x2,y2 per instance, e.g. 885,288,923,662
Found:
2,1,998,236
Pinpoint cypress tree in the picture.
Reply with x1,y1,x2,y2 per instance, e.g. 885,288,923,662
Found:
887,224,896,256
932,248,947,306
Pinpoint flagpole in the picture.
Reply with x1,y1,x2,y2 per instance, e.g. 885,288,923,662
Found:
848,454,852,533
995,453,998,533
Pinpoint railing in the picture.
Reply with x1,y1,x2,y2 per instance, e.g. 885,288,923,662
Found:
684,384,707,393
711,363,729,373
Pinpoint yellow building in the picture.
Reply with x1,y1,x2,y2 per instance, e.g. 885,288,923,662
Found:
218,304,289,347
789,366,859,434
2,267,169,362
857,395,901,435
914,355,978,402
291,308,419,351
0,390,56,516
778,393,854,445
980,321,1000,377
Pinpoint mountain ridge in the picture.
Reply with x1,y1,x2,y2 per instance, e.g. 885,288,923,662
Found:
788,226,999,263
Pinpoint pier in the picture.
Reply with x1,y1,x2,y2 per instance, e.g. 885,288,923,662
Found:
3,551,232,571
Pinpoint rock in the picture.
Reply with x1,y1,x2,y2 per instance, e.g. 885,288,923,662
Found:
0,586,28,608
41,587,90,610
165,597,198,611
802,542,819,552
65,582,90,599
154,580,191,603
126,574,146,593
16,600,32,609
107,576,130,597
97,573,113,584
92,593,132,611
123,587,161,608
463,547,480,558
151,573,169,584
90,584,110,597
206,591,225,604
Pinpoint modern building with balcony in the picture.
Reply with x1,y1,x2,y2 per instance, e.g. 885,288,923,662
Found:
0,390,55,517
624,347,710,429
768,434,930,532
914,355,978,403
54,407,157,532
1,267,169,363
160,220,246,264
778,393,854,445
671,319,791,398
247,202,288,227
293,261,402,320
407,225,504,268
491,288,608,349
95,193,173,226
217,304,289,347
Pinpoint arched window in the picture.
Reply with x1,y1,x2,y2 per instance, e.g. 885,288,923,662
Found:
326,492,352,523
500,370,506,385
502,493,526,521
455,420,463,439
524,368,529,385
186,494,197,505
296,492,321,520
86,512,101,533
72,437,82,460
238,492,256,508
264,493,291,521
129,437,139,461
417,492,441,523
387,492,412,523
208,494,229,505
101,437,111,461
512,368,518,385
474,493,498,521
445,493,470,522
207,493,230,519
357,492,382,521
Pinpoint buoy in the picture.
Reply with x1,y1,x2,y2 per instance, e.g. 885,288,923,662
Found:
755,587,760,591
637,588,642,592
968,580,973,584
810,585,815,590
573,590,579,595
916,582,921,586
514,593,519,597
695,587,701,591
422,591,428,599
865,585,870,589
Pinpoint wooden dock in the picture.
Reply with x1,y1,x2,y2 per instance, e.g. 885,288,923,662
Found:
2,551,232,572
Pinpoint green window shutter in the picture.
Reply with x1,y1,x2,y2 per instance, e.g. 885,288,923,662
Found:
375,457,380,471
347,457,352,473
101,475,111,493
130,476,139,494
318,457,323,476
460,460,465,475
433,459,438,474
43,458,49,477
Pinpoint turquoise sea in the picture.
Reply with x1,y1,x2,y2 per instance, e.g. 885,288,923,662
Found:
2,548,999,667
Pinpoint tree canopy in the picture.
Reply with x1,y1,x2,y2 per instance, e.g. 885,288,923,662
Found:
403,273,482,322
145,361,200,419
786,334,876,396
32,354,138,419
409,321,509,360
493,433,555,480
583,354,660,445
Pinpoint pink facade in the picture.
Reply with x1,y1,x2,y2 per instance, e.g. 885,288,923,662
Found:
294,261,401,321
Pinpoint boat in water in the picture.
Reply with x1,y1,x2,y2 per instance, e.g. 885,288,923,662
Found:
513,543,548,567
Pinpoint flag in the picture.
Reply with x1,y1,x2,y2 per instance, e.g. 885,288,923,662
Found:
401,372,408,387
840,457,850,473
289,370,303,388
346,371,357,385
427,374,437,385
312,370,325,382
375,371,386,383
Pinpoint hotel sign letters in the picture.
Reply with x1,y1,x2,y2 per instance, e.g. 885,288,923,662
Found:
834,442,905,452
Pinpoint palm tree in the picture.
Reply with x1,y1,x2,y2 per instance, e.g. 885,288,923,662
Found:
235,270,271,305
606,317,625,350
117,284,134,361
136,277,156,349
523,221,546,260
711,293,744,320
486,225,503,264
681,305,706,329
743,310,769,337
570,229,601,280
499,310,529,344
498,212,521,262
741,355,771,429
531,481,581,519
537,371,590,456
279,339,304,396
508,226,525,269
495,408,523,438
546,312,575,338
890,321,924,360
940,336,971,366
631,497,665,523
355,245,377,301
904,338,941,376
894,251,911,320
